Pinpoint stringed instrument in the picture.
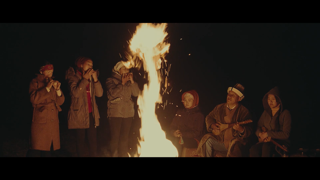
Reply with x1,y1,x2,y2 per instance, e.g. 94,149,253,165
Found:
258,126,288,152
212,119,253,135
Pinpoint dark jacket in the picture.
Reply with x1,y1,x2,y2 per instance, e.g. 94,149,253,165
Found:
65,67,103,129
169,106,205,142
255,87,291,143
106,72,140,118
29,74,65,151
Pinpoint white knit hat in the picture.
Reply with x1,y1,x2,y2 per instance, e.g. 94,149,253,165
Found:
113,61,125,72
227,83,245,101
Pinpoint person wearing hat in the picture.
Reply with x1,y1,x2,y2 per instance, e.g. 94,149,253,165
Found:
28,62,65,157
65,57,103,157
196,83,253,157
169,90,205,157
106,61,140,157
249,87,291,157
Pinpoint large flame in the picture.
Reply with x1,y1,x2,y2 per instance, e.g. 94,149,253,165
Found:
128,23,178,157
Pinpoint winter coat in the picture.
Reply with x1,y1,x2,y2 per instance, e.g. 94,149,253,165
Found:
29,74,65,151
255,87,291,145
169,106,205,142
65,67,103,129
196,103,252,157
105,72,140,118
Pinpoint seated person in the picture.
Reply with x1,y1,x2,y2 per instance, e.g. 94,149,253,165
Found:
250,87,291,157
197,83,252,157
169,90,205,156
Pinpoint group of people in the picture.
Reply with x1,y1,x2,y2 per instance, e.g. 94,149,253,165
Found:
169,83,291,157
29,57,139,157
28,56,291,157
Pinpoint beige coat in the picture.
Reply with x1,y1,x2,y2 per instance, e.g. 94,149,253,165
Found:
106,72,140,118
65,67,103,129
29,74,65,151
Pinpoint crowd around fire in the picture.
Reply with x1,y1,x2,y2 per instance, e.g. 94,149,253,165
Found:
27,55,291,157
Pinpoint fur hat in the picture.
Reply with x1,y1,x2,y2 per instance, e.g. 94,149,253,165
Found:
113,61,125,72
227,83,245,101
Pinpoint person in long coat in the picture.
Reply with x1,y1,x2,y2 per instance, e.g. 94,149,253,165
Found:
65,57,103,157
28,63,65,157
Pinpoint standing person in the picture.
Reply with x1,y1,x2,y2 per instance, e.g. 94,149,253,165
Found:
196,83,253,157
106,61,140,157
169,90,205,157
65,57,103,157
250,87,291,157
28,62,65,157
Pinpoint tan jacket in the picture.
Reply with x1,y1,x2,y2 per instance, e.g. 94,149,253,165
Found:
65,67,103,129
106,72,140,118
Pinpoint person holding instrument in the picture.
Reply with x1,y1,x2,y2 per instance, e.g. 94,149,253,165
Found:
28,62,65,157
196,83,253,157
65,57,103,157
106,61,140,157
250,87,291,157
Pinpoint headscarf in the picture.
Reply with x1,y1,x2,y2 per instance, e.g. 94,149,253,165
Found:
39,64,54,73
181,90,199,109
113,61,125,72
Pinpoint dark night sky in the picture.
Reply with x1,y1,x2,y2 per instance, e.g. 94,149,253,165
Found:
1,23,319,149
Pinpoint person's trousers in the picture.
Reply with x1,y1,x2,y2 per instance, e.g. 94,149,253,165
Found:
250,142,275,157
108,117,133,157
205,137,228,157
76,113,97,157
170,136,199,157
27,142,54,157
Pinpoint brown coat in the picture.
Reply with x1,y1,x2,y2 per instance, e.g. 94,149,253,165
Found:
196,103,252,157
29,74,65,151
65,67,103,129
106,72,140,118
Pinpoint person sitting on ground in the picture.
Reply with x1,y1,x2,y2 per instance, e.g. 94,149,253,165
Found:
169,90,205,157
196,83,253,157
250,86,291,157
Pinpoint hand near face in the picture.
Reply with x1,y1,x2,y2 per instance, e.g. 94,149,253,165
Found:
128,73,134,83
83,69,93,80
46,79,54,89
121,73,130,85
92,70,98,82
52,81,61,90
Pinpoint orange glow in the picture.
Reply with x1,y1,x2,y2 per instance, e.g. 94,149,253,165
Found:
128,23,178,157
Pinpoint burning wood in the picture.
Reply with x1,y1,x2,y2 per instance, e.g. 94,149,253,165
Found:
127,23,178,157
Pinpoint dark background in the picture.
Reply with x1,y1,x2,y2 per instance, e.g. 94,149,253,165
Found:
1,23,319,156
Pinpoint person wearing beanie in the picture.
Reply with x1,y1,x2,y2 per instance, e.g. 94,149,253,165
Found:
28,62,65,157
196,83,253,157
106,61,140,157
65,57,103,157
250,87,291,157
169,90,205,157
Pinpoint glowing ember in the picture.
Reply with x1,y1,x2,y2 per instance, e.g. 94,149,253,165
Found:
128,23,178,157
